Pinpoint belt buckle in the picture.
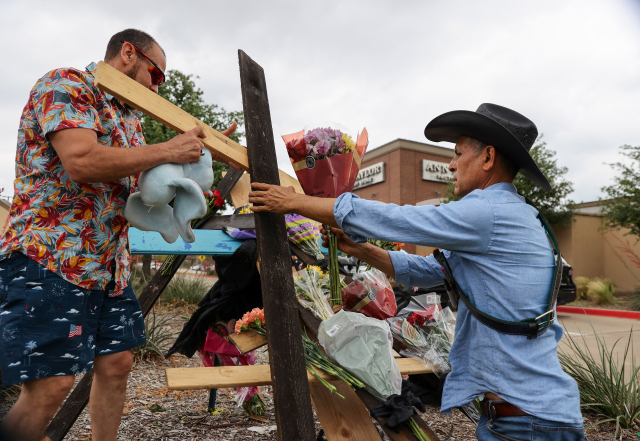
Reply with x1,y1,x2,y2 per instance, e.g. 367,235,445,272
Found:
535,309,555,329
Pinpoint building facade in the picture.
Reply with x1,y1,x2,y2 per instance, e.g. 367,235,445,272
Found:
352,139,454,254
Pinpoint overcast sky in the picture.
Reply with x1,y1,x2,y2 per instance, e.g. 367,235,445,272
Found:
1,0,639,203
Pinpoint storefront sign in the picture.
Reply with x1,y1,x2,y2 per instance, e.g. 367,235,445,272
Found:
422,159,453,182
353,162,385,189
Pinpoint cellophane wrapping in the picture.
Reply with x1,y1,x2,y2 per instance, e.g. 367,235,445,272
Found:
387,304,456,378
318,310,401,400
293,266,334,321
342,268,397,320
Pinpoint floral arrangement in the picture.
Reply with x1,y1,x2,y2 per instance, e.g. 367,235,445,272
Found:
406,304,442,328
293,266,334,321
283,125,369,307
234,308,266,336
285,213,324,260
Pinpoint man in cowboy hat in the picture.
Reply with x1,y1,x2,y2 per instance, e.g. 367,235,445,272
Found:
248,104,585,440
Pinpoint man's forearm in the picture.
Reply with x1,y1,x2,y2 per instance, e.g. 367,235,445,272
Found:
67,142,172,183
287,194,339,228
350,242,396,278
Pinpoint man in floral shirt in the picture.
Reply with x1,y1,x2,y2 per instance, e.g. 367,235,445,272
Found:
0,29,236,441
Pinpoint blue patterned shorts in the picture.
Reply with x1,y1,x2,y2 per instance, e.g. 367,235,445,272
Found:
0,252,146,386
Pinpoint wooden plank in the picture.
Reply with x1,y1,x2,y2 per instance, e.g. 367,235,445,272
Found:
164,358,431,390
128,229,243,255
229,172,252,208
310,381,382,441
238,49,315,441
200,213,255,230
228,330,268,354
43,168,244,441
94,61,303,194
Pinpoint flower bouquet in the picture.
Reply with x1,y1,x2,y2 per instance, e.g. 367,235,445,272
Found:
283,125,369,306
341,268,397,320
234,308,266,336
293,266,334,321
387,305,455,378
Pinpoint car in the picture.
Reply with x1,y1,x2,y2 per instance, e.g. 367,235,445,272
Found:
394,255,577,311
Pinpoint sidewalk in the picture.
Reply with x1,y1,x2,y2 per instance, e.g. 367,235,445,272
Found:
557,312,640,370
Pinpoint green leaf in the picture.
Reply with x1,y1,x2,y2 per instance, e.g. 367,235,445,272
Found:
149,403,166,412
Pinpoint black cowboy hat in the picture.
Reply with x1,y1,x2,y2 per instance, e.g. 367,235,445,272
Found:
424,103,550,191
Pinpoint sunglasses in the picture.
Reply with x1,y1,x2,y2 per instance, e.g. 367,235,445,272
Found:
123,40,165,85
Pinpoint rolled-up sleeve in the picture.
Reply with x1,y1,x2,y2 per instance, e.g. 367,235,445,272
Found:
389,251,443,288
333,191,495,284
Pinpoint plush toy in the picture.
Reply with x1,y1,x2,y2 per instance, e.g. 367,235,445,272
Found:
124,150,214,243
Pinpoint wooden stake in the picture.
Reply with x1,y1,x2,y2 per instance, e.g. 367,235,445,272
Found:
238,49,316,441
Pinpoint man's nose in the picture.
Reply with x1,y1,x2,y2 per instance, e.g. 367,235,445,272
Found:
150,84,159,94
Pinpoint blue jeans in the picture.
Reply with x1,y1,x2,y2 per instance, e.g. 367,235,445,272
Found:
476,413,588,441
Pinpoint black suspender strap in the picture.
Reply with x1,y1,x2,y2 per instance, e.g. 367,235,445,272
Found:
433,199,562,340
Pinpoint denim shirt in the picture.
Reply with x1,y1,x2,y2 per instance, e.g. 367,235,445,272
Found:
334,182,582,424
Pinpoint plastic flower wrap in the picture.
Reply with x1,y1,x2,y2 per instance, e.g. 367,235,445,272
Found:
284,213,324,260
293,266,334,321
388,305,456,378
341,268,397,320
283,126,369,198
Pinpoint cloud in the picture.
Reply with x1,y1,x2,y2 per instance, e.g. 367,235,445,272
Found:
29,286,43,290
60,353,78,359
109,340,121,345
53,318,69,322
30,352,44,356
111,325,124,331
99,349,113,354
8,361,21,367
1,1,639,204
66,309,80,314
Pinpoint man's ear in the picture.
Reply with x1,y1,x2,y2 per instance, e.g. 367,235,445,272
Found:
483,145,498,171
120,42,136,67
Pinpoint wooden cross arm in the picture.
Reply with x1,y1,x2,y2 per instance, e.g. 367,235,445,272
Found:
94,61,303,193
164,358,431,390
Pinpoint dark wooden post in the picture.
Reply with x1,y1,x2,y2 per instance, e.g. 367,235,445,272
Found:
238,50,316,441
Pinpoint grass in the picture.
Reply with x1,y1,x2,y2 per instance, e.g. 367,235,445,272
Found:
160,276,209,305
132,307,179,361
574,276,590,300
559,327,640,437
588,278,616,305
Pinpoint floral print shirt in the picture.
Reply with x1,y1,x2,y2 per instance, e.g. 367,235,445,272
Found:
0,62,145,292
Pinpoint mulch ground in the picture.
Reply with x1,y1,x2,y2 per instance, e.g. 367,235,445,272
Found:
0,301,636,440
566,290,637,311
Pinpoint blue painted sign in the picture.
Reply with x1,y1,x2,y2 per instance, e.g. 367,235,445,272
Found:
129,229,243,255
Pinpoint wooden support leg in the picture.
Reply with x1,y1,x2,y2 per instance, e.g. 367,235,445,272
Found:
43,168,243,441
238,49,316,441
310,381,382,441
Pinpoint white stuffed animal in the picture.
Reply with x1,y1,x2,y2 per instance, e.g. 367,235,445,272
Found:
124,150,214,243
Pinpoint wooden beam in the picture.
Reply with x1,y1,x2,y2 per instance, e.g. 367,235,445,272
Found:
309,381,382,441
164,358,431,390
199,213,255,230
94,61,303,194
238,50,316,441
228,330,268,354
128,229,243,255
43,168,244,441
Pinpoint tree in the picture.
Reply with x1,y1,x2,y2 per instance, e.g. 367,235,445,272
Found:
443,137,575,227
600,145,640,239
140,70,245,278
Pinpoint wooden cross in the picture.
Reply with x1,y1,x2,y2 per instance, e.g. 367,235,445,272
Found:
43,50,442,441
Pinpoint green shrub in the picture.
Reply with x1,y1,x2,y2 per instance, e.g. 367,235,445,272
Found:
574,276,590,300
160,276,209,305
559,327,640,437
132,308,178,360
587,279,616,305
631,286,640,311
130,266,155,297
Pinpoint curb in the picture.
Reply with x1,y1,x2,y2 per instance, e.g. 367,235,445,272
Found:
556,306,640,320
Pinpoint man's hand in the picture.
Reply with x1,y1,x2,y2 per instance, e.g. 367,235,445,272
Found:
164,126,207,164
320,225,361,256
249,183,297,214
